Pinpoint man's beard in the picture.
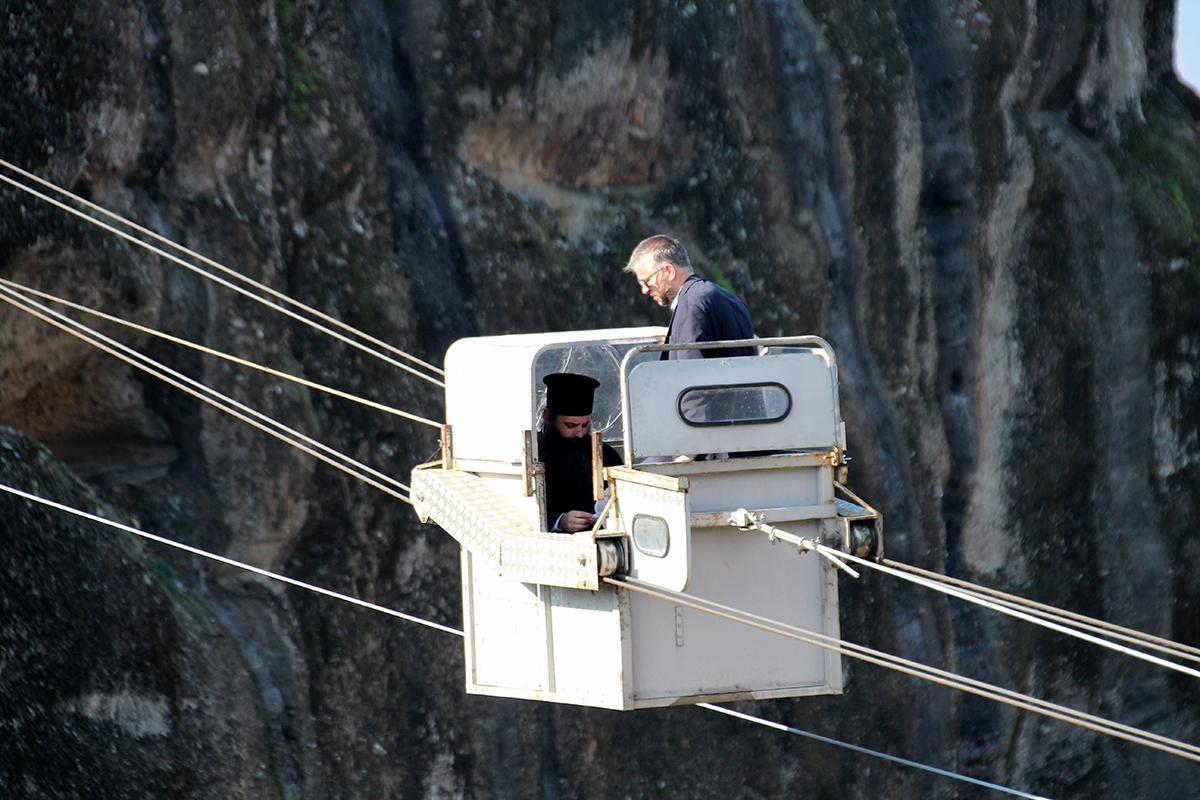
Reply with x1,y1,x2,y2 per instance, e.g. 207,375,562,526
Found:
542,426,594,477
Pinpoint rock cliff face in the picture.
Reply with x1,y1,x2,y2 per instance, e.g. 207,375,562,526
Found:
2,0,1199,797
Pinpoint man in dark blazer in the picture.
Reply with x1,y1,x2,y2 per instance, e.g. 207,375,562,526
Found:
623,234,755,360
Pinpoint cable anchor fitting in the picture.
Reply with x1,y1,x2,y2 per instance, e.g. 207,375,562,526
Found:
728,508,859,578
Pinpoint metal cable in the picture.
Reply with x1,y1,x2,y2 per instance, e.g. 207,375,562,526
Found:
0,482,460,636
0,169,445,388
0,278,443,430
0,285,411,498
0,481,1053,797
10,158,1171,783
880,558,1200,663
0,286,412,503
698,704,1052,800
4,463,1182,782
605,576,1200,763
824,548,1200,681
0,158,444,378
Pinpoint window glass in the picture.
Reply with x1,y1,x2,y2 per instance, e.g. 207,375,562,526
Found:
534,343,656,448
632,514,670,558
676,382,791,427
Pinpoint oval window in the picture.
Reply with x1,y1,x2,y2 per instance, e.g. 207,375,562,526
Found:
676,382,792,427
632,514,670,558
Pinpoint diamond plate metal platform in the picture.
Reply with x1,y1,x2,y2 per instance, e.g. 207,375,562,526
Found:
411,467,601,590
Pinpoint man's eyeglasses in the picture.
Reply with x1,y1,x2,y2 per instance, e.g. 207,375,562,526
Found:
637,266,666,290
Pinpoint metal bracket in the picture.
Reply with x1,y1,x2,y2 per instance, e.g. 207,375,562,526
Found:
521,429,543,498
729,507,860,578
591,431,605,502
604,466,689,492
828,447,851,484
440,424,454,470
589,492,616,537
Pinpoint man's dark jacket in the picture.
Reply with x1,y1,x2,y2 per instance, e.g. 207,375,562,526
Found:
664,274,755,360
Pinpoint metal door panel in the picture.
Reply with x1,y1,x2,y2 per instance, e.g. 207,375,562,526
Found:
615,478,691,591
626,351,838,460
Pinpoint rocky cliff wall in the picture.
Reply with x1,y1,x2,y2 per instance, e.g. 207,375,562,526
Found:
2,0,1199,797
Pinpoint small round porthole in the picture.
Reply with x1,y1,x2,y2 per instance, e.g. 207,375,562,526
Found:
632,514,670,558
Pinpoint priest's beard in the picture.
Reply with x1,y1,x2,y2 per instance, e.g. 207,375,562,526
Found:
541,425,594,478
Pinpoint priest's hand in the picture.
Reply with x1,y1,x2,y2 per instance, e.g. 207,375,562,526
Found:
561,510,596,532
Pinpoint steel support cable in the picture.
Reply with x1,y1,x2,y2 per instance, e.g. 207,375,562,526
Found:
697,704,1052,800
880,558,1200,664
604,576,1200,763
0,158,445,379
0,169,445,388
0,286,412,499
0,483,1052,800
0,286,412,503
0,278,443,430
823,548,1200,682
0,482,459,636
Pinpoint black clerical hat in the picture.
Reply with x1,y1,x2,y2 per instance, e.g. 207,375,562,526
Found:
543,372,600,416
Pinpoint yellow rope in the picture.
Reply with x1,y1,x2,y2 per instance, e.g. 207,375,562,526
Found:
0,286,412,502
0,167,445,387
0,278,442,429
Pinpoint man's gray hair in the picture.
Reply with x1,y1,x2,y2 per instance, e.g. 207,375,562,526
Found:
623,234,693,274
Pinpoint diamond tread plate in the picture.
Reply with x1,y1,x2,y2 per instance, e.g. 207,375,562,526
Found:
613,478,687,532
411,468,599,589
500,532,598,591
411,468,532,571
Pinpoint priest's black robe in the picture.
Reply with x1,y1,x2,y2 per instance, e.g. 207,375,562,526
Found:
537,430,622,531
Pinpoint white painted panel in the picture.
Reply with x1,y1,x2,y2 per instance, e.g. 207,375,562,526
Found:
630,523,834,701
627,351,838,459
445,341,536,465
445,328,664,465
547,586,627,708
684,464,825,514
615,479,691,592
466,562,548,691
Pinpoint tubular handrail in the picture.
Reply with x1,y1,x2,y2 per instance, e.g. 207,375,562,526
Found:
619,335,841,465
